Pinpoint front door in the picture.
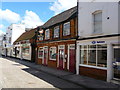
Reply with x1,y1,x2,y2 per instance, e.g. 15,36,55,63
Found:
68,44,76,73
58,45,65,70
43,46,48,66
113,44,120,80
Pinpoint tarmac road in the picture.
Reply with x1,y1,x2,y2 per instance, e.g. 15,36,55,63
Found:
0,57,86,89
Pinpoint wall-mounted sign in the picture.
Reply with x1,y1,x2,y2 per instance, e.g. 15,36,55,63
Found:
92,41,105,44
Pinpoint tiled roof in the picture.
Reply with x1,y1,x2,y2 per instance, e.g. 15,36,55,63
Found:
43,6,77,28
14,29,36,43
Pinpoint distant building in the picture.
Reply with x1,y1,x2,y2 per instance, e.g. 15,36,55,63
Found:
2,24,25,56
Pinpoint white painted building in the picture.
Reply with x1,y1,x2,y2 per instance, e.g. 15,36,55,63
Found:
3,24,25,56
77,0,120,83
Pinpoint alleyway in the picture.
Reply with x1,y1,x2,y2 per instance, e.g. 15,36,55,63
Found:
0,57,84,89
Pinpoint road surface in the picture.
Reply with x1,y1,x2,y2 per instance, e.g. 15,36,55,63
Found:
0,57,85,89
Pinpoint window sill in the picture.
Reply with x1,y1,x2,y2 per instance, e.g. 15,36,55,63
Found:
38,57,43,59
49,59,56,61
79,64,107,70
91,32,103,36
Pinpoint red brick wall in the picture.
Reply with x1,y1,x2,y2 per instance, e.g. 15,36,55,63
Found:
79,66,107,81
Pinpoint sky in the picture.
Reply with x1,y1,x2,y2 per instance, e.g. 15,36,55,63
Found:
0,0,77,35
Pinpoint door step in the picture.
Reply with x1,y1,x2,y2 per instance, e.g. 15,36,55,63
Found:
111,78,120,85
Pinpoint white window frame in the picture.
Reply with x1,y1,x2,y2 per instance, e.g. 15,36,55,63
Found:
38,47,43,59
49,47,57,61
63,22,70,36
54,26,59,38
79,44,107,69
45,29,50,40
93,10,102,34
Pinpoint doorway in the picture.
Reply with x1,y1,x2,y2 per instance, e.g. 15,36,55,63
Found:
58,45,65,70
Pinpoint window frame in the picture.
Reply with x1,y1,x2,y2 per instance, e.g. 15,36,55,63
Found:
54,26,59,38
45,29,50,40
49,47,57,61
38,47,44,59
92,10,102,34
79,44,107,69
63,22,70,36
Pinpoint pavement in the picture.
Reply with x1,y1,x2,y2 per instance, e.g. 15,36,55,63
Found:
3,57,120,89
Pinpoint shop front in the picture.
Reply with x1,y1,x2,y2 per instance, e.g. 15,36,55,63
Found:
76,36,120,82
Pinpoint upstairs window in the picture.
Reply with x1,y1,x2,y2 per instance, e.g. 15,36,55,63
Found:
54,26,59,38
63,22,70,36
38,30,44,40
93,11,102,34
45,29,50,40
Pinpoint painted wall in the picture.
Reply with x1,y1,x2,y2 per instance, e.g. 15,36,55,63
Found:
6,24,25,47
12,24,25,44
118,2,120,33
78,1,119,38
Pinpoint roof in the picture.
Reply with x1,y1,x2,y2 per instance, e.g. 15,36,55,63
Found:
43,6,77,28
14,29,36,43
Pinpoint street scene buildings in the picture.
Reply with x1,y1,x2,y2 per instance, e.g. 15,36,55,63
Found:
0,0,120,89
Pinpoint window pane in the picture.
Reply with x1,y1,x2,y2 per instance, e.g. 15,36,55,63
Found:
38,48,43,58
80,45,87,64
45,29,50,39
88,45,96,66
54,26,59,38
63,22,70,36
50,47,57,60
94,11,102,33
97,45,107,67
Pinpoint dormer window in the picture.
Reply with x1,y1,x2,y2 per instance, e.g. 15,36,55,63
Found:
54,26,59,38
45,29,50,40
93,10,102,34
63,22,70,36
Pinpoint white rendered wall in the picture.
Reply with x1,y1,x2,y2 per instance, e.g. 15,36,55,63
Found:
118,2,120,34
11,24,25,44
78,1,119,38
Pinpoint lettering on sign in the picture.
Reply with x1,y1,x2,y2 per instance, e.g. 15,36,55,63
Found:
92,41,105,44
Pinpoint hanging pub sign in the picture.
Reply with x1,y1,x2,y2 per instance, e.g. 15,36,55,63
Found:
92,41,105,44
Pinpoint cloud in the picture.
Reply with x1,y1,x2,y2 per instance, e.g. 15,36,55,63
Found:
50,0,77,15
0,9,44,29
0,24,4,29
0,30,5,36
21,10,44,28
0,9,21,23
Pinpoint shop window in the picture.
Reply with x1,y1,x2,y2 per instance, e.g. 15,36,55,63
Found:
80,44,107,67
80,45,87,64
38,47,43,58
45,29,50,40
97,45,107,67
88,45,96,66
50,47,57,60
22,46,29,56
93,10,102,34
63,22,70,36
54,26,59,38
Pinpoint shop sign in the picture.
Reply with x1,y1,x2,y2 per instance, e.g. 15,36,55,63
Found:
92,41,105,44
